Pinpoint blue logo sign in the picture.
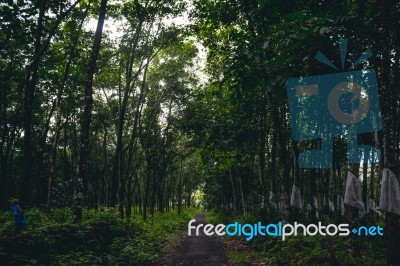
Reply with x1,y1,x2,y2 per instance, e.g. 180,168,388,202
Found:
286,39,382,168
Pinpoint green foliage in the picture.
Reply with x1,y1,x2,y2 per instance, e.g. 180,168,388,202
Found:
227,250,263,266
206,209,234,225
110,236,157,266
47,208,72,224
213,211,387,266
0,207,198,265
25,208,50,229
50,251,105,266
0,211,15,238
82,207,121,223
257,234,386,266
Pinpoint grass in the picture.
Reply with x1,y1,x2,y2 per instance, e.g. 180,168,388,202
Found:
0,207,199,265
227,250,264,265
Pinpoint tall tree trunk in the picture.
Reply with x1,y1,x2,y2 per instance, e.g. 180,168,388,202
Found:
110,19,144,206
229,169,237,217
291,141,300,221
0,62,15,210
370,164,375,201
277,105,289,221
269,121,277,204
22,0,46,206
33,100,55,206
362,154,368,216
380,1,400,264
143,168,151,220
177,162,183,215
21,0,81,207
258,91,267,215
238,172,246,216
346,165,360,257
73,0,108,223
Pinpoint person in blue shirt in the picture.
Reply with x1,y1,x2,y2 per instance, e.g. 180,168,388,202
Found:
10,201,27,233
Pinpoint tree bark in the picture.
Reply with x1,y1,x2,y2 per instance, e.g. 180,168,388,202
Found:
110,19,144,206
73,0,108,223
22,0,81,207
22,0,46,206
177,162,183,215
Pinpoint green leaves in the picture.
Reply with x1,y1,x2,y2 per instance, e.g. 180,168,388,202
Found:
0,207,198,265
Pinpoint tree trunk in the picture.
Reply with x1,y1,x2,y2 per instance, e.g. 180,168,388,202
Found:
238,171,246,216
177,162,183,215
362,155,368,216
110,19,144,206
291,141,300,221
143,168,151,220
278,106,289,221
345,165,360,257
73,0,108,223
380,0,400,263
229,169,237,217
258,91,267,216
22,0,81,207
22,0,46,207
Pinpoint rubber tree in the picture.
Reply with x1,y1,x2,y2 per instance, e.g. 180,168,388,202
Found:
73,0,108,223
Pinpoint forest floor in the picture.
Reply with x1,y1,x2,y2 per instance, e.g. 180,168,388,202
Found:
153,212,230,266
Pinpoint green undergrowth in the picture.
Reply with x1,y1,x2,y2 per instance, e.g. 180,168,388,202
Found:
207,210,386,266
227,250,264,265
0,207,198,265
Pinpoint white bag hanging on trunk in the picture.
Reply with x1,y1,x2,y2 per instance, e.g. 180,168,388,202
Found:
269,191,274,203
323,196,328,208
379,168,400,216
344,170,364,211
290,185,303,209
269,191,276,208
312,195,318,209
369,199,375,211
329,200,335,212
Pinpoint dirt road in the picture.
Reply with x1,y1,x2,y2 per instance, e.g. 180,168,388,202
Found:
162,213,230,266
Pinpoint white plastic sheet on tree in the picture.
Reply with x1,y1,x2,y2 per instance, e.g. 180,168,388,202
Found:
379,168,400,216
337,195,344,215
367,198,374,212
311,196,319,218
367,198,380,214
290,185,303,209
269,191,276,208
321,196,335,212
312,195,319,209
344,170,364,211
358,206,366,218
323,196,328,208
329,200,335,212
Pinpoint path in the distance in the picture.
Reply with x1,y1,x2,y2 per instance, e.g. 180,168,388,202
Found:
166,213,230,266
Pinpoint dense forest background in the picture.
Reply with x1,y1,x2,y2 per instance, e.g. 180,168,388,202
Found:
1,0,400,265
